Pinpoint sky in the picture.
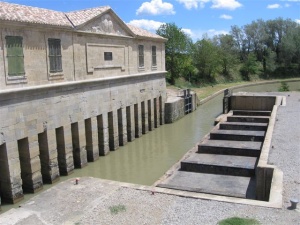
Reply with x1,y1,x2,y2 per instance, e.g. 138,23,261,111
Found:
4,0,300,41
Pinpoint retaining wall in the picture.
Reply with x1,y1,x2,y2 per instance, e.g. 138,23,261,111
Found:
0,72,166,204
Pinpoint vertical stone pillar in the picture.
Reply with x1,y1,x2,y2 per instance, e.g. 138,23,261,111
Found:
126,105,135,142
56,125,74,176
98,114,110,156
0,142,23,203
108,111,119,150
118,108,127,146
148,99,154,131
159,96,165,125
17,136,43,193
154,98,160,128
38,130,60,184
134,103,142,138
141,101,149,134
71,121,88,168
85,117,99,162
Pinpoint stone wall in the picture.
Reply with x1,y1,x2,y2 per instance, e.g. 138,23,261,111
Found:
165,92,198,124
0,24,165,90
0,72,166,203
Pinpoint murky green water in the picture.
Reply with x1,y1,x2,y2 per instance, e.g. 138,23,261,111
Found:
1,80,299,213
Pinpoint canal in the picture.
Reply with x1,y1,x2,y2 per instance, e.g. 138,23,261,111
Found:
1,80,299,213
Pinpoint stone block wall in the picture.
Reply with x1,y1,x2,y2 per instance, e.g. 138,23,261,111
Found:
0,72,166,203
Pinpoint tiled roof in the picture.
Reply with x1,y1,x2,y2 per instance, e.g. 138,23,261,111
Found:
127,24,166,40
65,6,110,27
0,1,71,27
0,1,165,40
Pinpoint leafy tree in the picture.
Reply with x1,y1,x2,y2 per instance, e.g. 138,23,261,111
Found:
230,25,247,61
212,34,238,76
263,48,277,78
280,25,300,69
192,39,220,82
156,23,193,85
240,53,259,80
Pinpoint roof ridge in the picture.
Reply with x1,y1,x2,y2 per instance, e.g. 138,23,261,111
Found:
66,5,110,13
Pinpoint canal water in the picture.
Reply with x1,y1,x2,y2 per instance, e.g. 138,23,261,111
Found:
1,80,299,213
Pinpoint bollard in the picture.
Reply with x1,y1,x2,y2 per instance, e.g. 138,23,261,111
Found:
290,198,298,209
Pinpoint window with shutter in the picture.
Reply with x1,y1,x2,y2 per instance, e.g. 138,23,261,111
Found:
5,36,25,76
48,39,62,73
138,45,144,68
152,46,157,67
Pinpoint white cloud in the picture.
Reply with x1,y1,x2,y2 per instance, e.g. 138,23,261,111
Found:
128,19,165,31
220,14,232,19
136,0,175,15
267,4,281,9
211,0,242,10
284,3,291,7
176,0,210,10
182,28,194,36
295,19,300,24
186,29,229,41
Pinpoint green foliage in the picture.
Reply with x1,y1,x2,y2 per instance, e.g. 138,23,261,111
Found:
109,204,126,215
278,81,290,92
156,23,194,85
218,217,260,225
192,38,220,82
157,18,299,86
240,53,259,80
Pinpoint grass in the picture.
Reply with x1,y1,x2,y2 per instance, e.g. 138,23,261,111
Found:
168,77,299,100
218,217,260,225
109,204,126,215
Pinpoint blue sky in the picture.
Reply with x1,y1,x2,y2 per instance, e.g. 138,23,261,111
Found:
4,0,300,41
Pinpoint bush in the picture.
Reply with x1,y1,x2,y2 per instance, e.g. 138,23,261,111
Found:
278,81,290,92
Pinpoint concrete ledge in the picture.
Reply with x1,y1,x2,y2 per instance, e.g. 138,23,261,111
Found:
256,96,285,202
106,178,283,208
165,91,197,123
199,78,300,105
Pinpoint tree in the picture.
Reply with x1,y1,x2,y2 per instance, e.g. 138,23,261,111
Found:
192,39,220,82
280,25,300,70
156,23,193,85
212,34,238,76
240,52,259,80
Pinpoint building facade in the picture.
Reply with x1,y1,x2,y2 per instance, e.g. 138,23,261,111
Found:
0,2,167,203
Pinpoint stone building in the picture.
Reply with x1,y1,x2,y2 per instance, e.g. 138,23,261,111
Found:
0,2,167,204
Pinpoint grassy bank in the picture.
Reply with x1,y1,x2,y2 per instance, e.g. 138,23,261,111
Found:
167,78,300,100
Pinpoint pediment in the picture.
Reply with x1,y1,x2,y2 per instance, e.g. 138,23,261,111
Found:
79,12,133,37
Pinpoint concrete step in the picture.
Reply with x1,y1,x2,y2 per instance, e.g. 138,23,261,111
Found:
227,115,269,123
219,122,268,131
233,110,271,116
198,139,262,157
181,153,256,177
210,129,265,142
157,171,256,199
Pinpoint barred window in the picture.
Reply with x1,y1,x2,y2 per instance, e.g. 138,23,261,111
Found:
104,52,113,61
5,36,25,76
48,39,62,73
138,45,144,68
152,46,157,67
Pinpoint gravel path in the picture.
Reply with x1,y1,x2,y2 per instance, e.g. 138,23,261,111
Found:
0,92,299,225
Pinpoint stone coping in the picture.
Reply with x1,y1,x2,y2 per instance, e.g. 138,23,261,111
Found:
199,78,300,105
0,71,167,95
